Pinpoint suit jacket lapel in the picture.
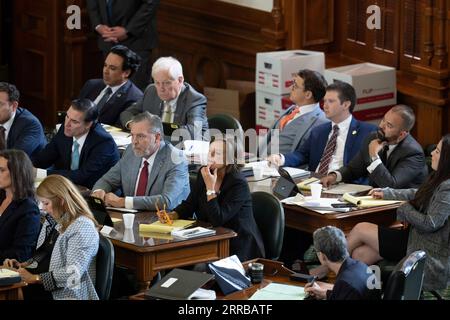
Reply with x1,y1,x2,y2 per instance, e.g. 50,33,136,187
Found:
101,82,128,116
343,118,359,165
290,106,322,152
145,142,167,194
173,84,188,124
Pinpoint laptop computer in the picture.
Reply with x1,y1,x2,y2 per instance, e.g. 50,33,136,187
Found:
144,268,214,300
85,196,114,227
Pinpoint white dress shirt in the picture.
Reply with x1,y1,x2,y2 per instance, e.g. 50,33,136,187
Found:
94,81,128,105
124,149,158,209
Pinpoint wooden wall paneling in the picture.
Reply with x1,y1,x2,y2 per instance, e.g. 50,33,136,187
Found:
154,0,278,91
12,0,61,128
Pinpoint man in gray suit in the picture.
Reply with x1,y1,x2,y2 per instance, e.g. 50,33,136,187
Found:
92,112,190,210
259,69,329,157
120,56,209,142
321,105,428,189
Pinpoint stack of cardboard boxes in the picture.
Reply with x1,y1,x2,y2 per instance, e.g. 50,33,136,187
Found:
324,63,397,125
255,50,325,132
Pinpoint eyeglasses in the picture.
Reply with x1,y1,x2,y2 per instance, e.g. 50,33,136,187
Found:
154,79,175,88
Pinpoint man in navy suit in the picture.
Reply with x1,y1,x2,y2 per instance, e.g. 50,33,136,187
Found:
305,226,378,300
32,99,120,189
0,82,46,158
79,45,143,127
268,81,377,176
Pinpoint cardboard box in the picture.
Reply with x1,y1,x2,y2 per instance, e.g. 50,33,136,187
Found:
256,50,325,95
256,90,292,128
324,63,397,121
204,80,256,130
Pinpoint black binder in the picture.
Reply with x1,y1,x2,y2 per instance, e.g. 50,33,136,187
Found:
144,268,214,300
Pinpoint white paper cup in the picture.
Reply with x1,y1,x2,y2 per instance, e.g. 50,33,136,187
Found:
253,167,264,180
123,229,135,243
310,183,323,200
123,213,135,229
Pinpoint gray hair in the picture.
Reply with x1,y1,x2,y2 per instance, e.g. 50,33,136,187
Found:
130,112,163,135
390,104,415,132
313,226,349,263
151,57,183,80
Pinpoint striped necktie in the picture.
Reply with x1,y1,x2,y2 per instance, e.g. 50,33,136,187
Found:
317,125,340,175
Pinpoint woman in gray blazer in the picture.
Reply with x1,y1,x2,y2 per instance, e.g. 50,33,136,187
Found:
347,134,450,291
17,175,100,300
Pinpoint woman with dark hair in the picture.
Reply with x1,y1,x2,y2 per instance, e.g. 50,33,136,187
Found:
347,134,450,291
0,149,40,263
163,138,265,262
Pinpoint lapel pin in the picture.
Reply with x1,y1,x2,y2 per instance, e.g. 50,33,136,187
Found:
352,130,357,135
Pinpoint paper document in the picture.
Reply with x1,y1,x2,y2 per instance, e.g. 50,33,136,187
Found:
343,193,402,208
323,183,372,196
281,195,351,213
188,288,216,300
250,283,305,300
139,220,195,234
244,161,279,177
172,227,216,239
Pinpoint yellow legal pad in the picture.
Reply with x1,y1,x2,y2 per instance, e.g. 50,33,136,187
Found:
139,220,195,234
343,193,403,208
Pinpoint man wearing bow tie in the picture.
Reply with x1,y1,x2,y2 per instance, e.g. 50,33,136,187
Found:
86,0,160,91
79,45,143,126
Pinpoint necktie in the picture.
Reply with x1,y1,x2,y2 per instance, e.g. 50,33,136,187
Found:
161,101,174,123
71,140,80,170
97,87,113,114
136,161,149,196
318,125,340,175
0,126,6,150
279,107,300,130
379,145,390,164
106,0,114,26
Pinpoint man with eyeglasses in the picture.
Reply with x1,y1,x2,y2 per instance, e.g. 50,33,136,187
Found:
92,112,190,210
268,81,376,182
321,105,427,189
32,99,120,189
120,56,209,142
259,69,329,157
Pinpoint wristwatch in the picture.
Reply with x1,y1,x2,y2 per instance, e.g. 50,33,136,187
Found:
206,190,216,196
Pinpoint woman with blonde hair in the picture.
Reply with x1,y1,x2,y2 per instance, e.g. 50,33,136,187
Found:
17,175,100,300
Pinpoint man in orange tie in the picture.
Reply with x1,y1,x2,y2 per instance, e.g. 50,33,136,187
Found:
259,69,329,157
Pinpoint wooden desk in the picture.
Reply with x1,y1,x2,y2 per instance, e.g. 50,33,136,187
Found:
0,282,26,300
129,258,331,300
248,178,400,234
107,211,237,291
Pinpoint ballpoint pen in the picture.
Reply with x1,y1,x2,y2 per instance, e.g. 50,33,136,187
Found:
304,276,318,299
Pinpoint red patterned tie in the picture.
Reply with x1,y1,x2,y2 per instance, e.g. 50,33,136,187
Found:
318,125,340,175
279,107,300,130
136,161,149,196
